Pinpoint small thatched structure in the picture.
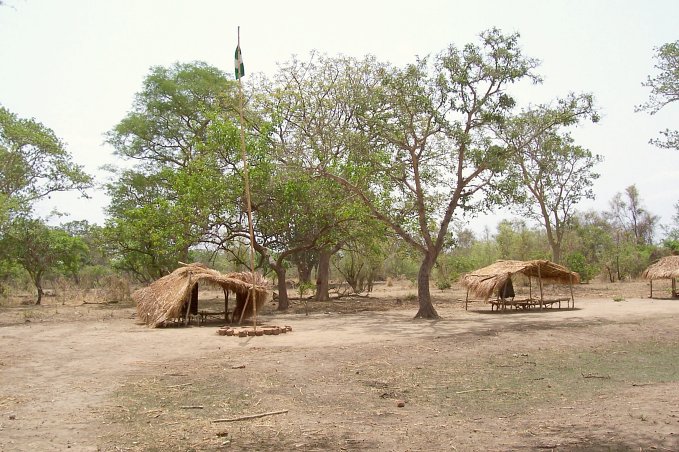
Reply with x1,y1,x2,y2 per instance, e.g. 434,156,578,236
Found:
133,263,271,327
461,260,579,310
642,255,679,298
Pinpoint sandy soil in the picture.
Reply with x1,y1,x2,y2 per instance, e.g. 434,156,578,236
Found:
1,280,678,451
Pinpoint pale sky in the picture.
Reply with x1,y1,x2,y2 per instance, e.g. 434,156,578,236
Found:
1,0,677,236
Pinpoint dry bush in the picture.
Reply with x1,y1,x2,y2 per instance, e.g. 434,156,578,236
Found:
53,278,87,305
98,275,132,303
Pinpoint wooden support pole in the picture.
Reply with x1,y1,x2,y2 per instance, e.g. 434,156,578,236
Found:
223,288,230,323
569,273,575,309
537,265,544,310
238,290,252,325
673,278,677,298
649,279,653,299
465,288,469,311
184,280,193,326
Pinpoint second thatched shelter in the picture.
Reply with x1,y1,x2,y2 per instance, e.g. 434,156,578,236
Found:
133,263,271,327
461,259,580,310
642,255,679,298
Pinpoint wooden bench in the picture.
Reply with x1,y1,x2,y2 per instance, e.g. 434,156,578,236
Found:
490,297,573,311
198,310,230,325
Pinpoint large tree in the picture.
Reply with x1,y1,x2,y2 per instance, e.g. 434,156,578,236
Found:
637,41,679,150
607,185,658,246
0,105,92,227
104,62,243,280
273,29,597,318
258,57,386,305
498,107,601,263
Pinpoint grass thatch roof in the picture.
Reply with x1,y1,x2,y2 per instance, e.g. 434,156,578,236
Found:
460,259,580,301
642,255,679,280
133,263,271,327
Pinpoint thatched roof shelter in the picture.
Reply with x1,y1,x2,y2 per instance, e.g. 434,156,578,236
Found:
461,260,579,310
642,255,679,298
133,263,271,327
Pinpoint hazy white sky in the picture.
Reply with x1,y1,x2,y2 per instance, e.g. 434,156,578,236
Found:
1,0,677,235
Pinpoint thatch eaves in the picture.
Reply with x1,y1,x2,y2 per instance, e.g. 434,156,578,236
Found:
460,259,580,301
133,263,270,327
642,255,679,280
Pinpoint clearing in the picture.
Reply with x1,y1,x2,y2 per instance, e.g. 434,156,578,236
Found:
1,280,678,451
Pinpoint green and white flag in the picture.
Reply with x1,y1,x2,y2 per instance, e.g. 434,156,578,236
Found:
234,45,245,80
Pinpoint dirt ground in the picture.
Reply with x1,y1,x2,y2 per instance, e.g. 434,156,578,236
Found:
1,279,679,451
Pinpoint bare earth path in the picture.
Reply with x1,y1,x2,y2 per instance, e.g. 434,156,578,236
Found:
1,295,679,451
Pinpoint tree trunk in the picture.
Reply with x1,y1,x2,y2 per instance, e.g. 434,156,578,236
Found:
297,261,313,285
551,243,561,264
414,255,439,319
293,251,316,284
33,271,44,305
315,249,331,301
274,266,289,311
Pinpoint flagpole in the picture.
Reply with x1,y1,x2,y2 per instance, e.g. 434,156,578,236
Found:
236,26,258,331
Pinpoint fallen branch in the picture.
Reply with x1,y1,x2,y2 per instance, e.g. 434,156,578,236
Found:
581,372,611,379
454,388,495,394
212,409,289,423
180,405,204,409
168,383,192,388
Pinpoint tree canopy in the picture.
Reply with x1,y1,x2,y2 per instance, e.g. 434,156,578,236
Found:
266,29,598,318
0,105,92,226
637,41,679,150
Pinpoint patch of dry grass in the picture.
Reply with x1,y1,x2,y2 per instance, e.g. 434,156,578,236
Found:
100,329,679,451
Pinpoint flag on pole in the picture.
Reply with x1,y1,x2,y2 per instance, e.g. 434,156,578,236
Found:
234,45,245,80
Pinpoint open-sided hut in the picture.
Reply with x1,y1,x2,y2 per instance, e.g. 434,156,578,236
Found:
133,263,270,327
461,259,579,311
642,255,679,298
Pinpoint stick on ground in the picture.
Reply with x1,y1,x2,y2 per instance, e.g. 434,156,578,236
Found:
212,409,289,423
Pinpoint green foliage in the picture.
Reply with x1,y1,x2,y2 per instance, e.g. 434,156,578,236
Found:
104,62,243,281
564,252,597,283
0,105,92,227
662,201,679,250
615,242,655,281
435,279,451,290
637,41,679,150
332,236,386,293
565,211,615,279
297,280,315,299
267,29,549,317
495,220,550,261
664,239,679,253
0,217,88,302
499,99,601,263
